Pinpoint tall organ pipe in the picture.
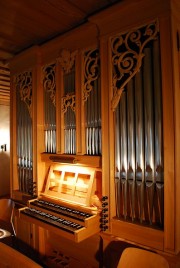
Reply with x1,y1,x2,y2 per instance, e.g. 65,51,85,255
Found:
120,92,128,220
143,47,155,225
127,79,135,221
135,69,144,223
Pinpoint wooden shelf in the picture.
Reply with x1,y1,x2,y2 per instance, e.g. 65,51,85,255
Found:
41,153,102,168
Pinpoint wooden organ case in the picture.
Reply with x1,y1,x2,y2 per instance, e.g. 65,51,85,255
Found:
10,0,180,267
19,163,102,243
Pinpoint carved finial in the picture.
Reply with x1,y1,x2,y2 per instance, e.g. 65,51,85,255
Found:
57,49,77,74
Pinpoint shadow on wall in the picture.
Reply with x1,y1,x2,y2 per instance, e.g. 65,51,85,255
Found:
0,104,10,197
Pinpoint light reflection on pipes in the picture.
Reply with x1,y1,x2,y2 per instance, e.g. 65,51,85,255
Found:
114,40,164,228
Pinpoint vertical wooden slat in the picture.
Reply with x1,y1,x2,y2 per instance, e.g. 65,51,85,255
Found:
153,38,164,227
115,103,121,218
160,16,175,252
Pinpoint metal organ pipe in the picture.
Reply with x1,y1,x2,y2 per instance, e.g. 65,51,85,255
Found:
135,69,144,223
120,91,128,220
143,47,155,225
127,78,135,221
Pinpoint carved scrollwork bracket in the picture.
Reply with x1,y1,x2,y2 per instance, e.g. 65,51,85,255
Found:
83,48,100,102
62,93,76,114
111,20,159,110
57,49,77,74
42,63,56,106
14,71,32,117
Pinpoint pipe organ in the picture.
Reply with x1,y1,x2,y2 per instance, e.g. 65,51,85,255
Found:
10,0,180,267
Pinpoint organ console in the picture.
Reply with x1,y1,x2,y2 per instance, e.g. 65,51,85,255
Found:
18,163,102,243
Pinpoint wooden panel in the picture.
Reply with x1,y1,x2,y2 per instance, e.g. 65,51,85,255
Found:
159,16,176,254
111,219,164,251
45,232,100,268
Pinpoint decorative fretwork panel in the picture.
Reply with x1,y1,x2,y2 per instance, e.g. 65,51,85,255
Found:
42,63,56,153
111,20,159,110
15,71,34,195
83,48,101,155
113,21,164,228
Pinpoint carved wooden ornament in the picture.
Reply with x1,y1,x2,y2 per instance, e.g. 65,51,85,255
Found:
111,20,159,110
42,63,56,106
14,71,32,117
83,48,100,102
57,49,77,74
62,93,76,113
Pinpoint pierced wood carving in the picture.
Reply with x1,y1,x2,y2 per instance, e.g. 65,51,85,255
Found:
62,93,76,113
42,63,56,106
111,20,159,110
14,71,32,117
83,48,100,101
57,49,77,74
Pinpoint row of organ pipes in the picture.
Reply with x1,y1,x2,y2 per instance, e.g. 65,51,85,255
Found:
43,63,56,154
114,38,164,228
85,78,101,156
16,72,34,195
43,48,101,156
